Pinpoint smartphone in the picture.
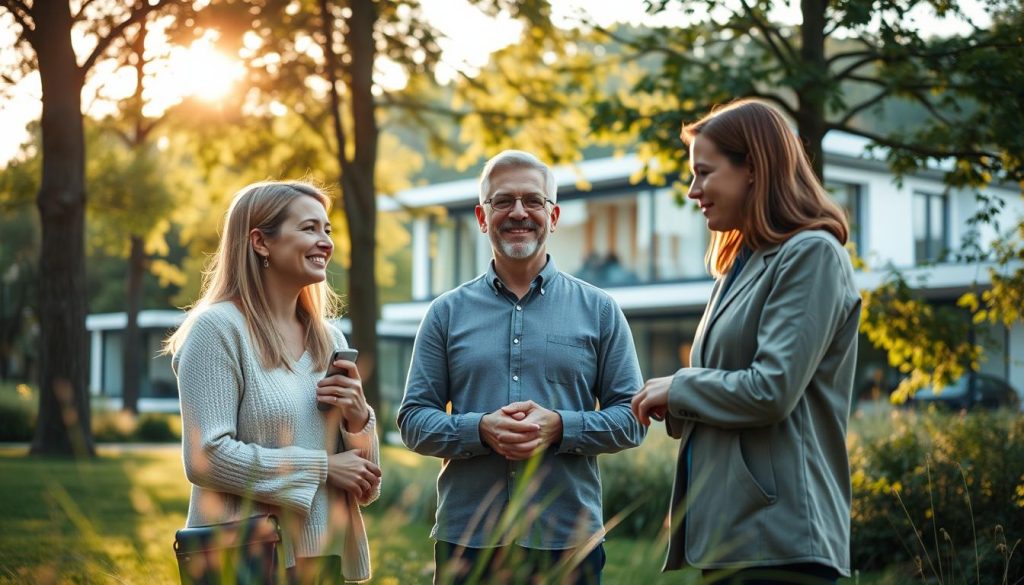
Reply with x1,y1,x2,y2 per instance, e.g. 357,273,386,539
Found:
318,348,359,412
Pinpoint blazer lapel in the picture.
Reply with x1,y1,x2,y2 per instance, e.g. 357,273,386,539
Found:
704,244,782,340
690,278,723,368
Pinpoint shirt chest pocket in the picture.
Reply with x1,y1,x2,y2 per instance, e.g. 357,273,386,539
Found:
544,334,595,386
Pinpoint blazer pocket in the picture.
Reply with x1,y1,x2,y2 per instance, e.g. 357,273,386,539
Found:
730,434,778,507
545,334,593,386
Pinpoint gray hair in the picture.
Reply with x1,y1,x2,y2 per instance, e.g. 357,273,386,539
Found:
478,150,558,204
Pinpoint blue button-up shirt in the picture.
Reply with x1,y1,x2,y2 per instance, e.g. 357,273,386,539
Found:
398,256,646,549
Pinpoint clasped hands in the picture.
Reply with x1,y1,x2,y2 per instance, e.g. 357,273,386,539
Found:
479,400,563,461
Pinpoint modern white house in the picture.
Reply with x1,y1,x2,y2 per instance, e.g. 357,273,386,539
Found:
86,132,1024,414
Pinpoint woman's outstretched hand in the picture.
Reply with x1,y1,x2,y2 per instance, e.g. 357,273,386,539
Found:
632,376,671,426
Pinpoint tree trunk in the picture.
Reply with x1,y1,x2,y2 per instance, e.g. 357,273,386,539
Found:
121,234,145,413
121,22,149,415
798,0,828,181
319,0,381,413
29,0,95,457
345,0,381,412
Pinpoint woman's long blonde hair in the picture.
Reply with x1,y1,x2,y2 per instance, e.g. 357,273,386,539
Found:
164,181,341,371
681,99,849,278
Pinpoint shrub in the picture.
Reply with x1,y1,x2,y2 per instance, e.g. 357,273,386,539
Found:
375,445,439,524
599,428,676,538
0,383,36,442
136,413,181,442
92,409,182,443
92,409,137,442
850,409,1024,583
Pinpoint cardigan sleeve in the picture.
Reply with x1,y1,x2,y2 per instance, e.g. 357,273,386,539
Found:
340,406,381,506
175,308,328,514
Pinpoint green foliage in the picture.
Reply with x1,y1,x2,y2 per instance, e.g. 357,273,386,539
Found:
0,383,36,442
860,270,982,401
91,410,182,443
374,445,440,525
0,155,41,382
135,413,181,442
850,410,1024,583
598,428,676,537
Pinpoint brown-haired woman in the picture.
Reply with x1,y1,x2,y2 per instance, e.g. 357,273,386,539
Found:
166,181,380,583
632,100,860,584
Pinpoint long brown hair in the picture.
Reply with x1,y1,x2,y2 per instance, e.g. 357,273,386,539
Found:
681,99,848,278
164,181,341,371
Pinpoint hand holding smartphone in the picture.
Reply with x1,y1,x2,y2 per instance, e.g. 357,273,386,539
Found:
318,348,359,412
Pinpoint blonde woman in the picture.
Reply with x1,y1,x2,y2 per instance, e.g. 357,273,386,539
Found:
632,100,860,584
166,181,380,584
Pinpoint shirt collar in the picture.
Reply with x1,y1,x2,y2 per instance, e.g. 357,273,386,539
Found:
486,254,559,294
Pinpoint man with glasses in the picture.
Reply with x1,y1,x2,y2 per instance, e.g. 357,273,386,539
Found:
398,150,646,585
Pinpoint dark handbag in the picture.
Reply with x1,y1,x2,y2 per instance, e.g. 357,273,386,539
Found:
173,514,285,585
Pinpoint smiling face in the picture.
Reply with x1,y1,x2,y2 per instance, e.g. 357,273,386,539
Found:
259,195,334,289
476,165,560,263
687,134,752,233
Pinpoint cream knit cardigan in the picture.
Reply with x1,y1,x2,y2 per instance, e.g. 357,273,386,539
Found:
174,301,379,582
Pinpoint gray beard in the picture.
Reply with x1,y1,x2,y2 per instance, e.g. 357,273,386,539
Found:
499,238,539,259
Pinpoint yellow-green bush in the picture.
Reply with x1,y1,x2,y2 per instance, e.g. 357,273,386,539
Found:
850,409,1024,583
91,409,181,443
598,427,676,537
0,383,36,442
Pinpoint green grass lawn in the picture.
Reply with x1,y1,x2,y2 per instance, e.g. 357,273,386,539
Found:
0,444,889,584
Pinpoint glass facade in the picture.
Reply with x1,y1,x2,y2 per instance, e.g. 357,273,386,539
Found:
629,315,703,378
425,187,712,296
913,191,949,263
428,212,481,298
826,182,862,252
98,328,177,399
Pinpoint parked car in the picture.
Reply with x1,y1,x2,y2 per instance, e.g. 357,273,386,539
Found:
908,372,1021,411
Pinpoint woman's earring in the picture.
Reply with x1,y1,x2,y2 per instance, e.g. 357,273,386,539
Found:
263,256,270,269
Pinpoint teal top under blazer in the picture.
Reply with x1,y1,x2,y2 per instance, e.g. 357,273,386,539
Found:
664,229,861,577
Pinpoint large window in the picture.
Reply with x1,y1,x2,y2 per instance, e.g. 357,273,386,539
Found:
629,315,703,377
428,212,480,297
423,189,711,296
98,329,177,399
547,188,709,288
913,191,949,263
827,182,862,252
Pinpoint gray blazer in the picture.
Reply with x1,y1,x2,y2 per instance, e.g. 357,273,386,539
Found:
663,230,861,576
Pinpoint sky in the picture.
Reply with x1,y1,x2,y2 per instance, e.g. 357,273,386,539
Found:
0,0,991,166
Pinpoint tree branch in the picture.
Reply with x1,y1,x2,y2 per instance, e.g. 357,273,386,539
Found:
832,53,883,81
590,23,703,67
0,0,30,15
834,89,892,127
905,90,955,127
293,107,335,154
317,0,351,172
750,91,798,120
81,0,176,74
828,125,998,160
73,0,100,22
379,93,531,122
736,0,796,66
0,0,34,35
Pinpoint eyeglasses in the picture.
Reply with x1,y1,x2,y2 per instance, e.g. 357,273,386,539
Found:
483,194,554,211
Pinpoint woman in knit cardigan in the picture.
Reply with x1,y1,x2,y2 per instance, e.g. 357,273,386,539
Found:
165,181,381,584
